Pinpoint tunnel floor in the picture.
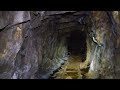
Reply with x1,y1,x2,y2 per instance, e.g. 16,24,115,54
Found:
49,30,88,79
50,55,90,79
50,55,82,79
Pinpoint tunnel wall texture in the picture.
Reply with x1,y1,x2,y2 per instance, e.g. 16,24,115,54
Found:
81,11,120,79
0,11,120,79
0,11,69,79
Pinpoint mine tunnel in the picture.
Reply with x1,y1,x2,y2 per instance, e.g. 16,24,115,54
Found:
0,11,90,79
0,11,119,79
46,13,88,79
66,30,87,61
48,30,87,79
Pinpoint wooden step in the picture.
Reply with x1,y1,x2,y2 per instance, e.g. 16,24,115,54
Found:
66,69,78,71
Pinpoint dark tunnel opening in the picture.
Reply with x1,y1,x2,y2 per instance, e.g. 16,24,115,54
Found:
66,30,87,62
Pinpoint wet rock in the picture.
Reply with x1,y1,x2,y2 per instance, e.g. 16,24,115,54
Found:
1,11,120,79
0,11,30,79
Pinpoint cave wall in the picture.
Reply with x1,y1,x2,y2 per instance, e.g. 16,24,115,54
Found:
89,11,116,79
1,11,120,79
83,11,120,79
111,11,120,78
0,11,69,79
0,11,30,79
31,14,68,79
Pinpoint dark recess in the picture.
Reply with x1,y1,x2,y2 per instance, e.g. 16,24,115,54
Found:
67,30,87,61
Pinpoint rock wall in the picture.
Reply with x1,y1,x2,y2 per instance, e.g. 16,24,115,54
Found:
1,11,120,79
0,11,30,79
82,11,120,79
0,11,69,79
31,13,68,79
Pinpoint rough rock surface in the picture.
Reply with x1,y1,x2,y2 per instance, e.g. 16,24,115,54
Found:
0,11,30,79
0,11,120,79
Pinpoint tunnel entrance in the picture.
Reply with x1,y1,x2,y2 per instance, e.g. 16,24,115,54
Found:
67,30,87,61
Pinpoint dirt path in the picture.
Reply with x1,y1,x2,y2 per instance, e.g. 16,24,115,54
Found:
51,55,83,79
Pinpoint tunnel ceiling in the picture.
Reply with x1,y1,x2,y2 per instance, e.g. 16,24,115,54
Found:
48,11,90,33
31,11,91,34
